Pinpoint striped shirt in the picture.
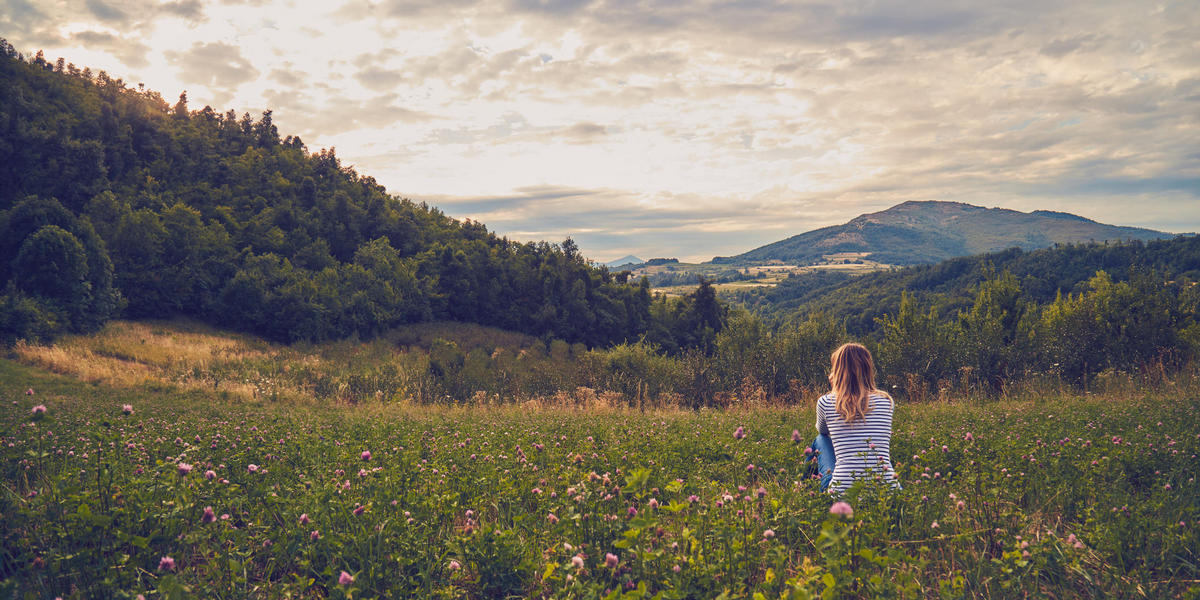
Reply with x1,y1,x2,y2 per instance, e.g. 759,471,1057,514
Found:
816,392,899,493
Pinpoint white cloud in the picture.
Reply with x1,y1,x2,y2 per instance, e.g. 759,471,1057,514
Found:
4,0,1198,261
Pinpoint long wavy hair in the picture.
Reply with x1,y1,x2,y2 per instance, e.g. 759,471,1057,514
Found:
829,343,889,423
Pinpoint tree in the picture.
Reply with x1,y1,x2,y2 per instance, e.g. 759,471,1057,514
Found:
11,225,90,328
954,269,1032,391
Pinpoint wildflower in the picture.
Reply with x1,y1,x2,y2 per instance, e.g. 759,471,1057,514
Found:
203,469,216,480
792,429,802,443
605,553,619,568
247,464,259,473
829,501,853,517
746,464,755,472
177,463,193,476
572,555,585,569
122,404,134,415
756,487,766,499
201,506,215,524
673,564,681,573
361,450,371,461
338,571,354,585
627,506,637,518
26,388,34,395
547,512,559,524
763,529,775,539
648,498,659,509
448,560,461,571
956,500,965,510
734,426,745,440
931,521,940,529
300,513,310,525
159,556,176,571
353,504,365,516
965,432,974,442
687,494,699,503
31,404,46,417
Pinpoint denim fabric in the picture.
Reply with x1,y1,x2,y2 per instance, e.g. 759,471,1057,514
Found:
810,434,836,491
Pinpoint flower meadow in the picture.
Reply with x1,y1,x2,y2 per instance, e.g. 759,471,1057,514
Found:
2,365,1199,599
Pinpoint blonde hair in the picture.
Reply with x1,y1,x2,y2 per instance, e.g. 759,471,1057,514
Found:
829,343,890,423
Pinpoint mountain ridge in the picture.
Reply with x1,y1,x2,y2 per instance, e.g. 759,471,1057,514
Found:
712,200,1174,265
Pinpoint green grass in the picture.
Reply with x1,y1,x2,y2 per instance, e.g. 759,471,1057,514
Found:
2,357,1198,598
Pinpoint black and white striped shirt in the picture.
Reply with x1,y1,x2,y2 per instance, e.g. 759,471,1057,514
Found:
816,392,899,493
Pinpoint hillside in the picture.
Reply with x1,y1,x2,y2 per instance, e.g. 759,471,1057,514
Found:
0,42,748,349
733,233,1200,334
713,200,1175,266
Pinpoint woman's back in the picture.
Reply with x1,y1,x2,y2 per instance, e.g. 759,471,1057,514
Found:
816,392,899,492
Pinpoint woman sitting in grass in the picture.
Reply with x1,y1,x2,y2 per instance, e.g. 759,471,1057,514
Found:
809,343,901,493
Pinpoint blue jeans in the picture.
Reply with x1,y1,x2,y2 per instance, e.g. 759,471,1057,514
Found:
810,434,835,491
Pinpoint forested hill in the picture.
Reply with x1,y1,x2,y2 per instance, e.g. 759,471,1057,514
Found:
0,42,720,347
713,200,1174,266
735,234,1200,334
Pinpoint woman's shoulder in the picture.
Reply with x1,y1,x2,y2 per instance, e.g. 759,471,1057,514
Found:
869,391,895,409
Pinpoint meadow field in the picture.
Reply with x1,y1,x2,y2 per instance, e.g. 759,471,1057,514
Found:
2,347,1199,599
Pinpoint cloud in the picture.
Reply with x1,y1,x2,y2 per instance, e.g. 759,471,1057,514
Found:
72,30,152,68
556,122,606,142
159,0,205,21
0,0,45,28
293,93,435,138
354,65,405,91
165,41,259,90
84,0,128,24
8,0,1198,261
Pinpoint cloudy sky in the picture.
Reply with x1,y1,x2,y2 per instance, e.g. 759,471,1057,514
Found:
5,0,1198,262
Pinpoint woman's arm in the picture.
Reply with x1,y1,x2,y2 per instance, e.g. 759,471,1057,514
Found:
815,398,830,436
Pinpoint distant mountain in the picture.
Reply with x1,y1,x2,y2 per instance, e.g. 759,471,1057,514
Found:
712,201,1175,265
604,255,644,268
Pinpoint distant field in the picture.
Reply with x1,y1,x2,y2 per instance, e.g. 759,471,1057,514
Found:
642,255,893,297
2,357,1197,599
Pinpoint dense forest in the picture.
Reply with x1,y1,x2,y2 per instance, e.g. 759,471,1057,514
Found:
0,41,729,350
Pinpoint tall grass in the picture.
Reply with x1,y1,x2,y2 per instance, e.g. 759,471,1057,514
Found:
9,319,1196,410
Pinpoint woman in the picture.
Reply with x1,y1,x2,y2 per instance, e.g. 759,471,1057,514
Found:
810,343,900,493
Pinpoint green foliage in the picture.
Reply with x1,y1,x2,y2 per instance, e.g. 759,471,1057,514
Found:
738,236,1200,338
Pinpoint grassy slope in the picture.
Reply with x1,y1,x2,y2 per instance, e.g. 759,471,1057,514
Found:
8,319,548,404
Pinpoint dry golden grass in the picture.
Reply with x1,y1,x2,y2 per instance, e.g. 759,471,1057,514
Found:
11,321,293,400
